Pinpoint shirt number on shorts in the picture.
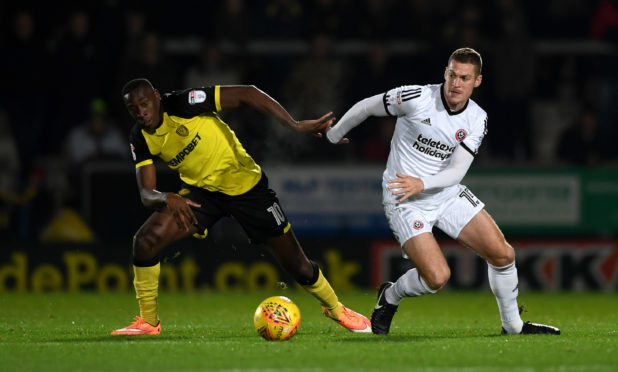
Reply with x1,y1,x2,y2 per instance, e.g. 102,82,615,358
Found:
459,188,480,207
267,202,285,226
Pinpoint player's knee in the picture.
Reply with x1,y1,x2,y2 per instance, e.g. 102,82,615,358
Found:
487,241,515,267
424,266,450,291
132,228,161,260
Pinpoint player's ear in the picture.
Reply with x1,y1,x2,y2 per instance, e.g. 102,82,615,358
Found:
154,89,161,100
474,74,482,88
444,67,449,81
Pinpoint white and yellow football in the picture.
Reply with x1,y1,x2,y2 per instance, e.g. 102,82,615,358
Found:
253,296,301,341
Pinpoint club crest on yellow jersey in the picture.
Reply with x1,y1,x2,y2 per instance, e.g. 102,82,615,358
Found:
176,125,189,137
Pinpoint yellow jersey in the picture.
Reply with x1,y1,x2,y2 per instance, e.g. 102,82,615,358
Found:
128,85,262,195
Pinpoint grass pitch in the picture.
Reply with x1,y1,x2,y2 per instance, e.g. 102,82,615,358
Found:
0,290,616,371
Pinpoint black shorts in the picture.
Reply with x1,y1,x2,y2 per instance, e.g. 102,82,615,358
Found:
178,172,290,244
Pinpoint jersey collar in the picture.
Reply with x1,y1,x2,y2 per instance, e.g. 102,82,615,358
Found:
440,83,469,116
143,112,174,136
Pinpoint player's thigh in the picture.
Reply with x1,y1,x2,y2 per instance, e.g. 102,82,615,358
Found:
265,229,313,281
456,209,514,266
230,175,313,279
402,233,450,289
134,209,196,255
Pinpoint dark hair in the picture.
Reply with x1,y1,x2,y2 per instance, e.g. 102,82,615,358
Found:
121,78,154,97
448,47,483,75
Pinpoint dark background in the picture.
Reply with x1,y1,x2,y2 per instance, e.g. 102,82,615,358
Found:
1,0,617,244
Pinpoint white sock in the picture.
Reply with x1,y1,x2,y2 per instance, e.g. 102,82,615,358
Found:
488,261,524,333
386,268,436,305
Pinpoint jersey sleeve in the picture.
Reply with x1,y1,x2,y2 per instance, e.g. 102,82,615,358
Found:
382,85,426,117
461,113,488,156
161,86,220,118
128,124,153,168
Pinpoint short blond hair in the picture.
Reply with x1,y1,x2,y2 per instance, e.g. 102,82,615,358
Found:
448,47,482,75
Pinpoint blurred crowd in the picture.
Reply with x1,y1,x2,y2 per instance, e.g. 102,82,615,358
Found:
1,0,618,242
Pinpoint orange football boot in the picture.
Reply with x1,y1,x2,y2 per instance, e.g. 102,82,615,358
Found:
111,316,161,335
322,303,372,333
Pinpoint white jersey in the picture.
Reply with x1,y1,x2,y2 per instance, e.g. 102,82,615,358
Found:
382,84,487,206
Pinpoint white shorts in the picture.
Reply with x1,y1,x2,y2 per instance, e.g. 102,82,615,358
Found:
384,184,484,246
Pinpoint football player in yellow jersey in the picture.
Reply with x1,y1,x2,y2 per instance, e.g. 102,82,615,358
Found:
111,78,371,335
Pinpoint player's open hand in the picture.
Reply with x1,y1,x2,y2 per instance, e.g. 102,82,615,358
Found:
165,193,201,231
388,173,424,202
293,112,335,138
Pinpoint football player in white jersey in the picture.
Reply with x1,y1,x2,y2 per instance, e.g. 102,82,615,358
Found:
325,47,560,336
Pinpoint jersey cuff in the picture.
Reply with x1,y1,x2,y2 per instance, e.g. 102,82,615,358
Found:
135,159,154,168
460,142,476,157
214,85,222,112
382,93,394,116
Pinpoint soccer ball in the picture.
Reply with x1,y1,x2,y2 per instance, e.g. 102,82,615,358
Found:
253,296,301,341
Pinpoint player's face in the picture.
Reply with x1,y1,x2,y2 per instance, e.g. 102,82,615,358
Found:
124,85,162,130
443,61,482,111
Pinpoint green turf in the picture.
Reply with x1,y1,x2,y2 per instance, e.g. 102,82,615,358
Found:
0,290,616,371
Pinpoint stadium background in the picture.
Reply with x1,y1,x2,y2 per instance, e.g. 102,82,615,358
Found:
1,1,617,293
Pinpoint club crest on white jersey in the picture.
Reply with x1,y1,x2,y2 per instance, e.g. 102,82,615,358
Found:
455,129,467,142
382,84,487,204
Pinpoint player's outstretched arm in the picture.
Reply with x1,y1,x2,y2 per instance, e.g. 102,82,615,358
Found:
136,164,200,231
218,85,333,137
325,93,388,145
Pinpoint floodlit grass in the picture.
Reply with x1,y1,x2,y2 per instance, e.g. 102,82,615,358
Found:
0,290,616,371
